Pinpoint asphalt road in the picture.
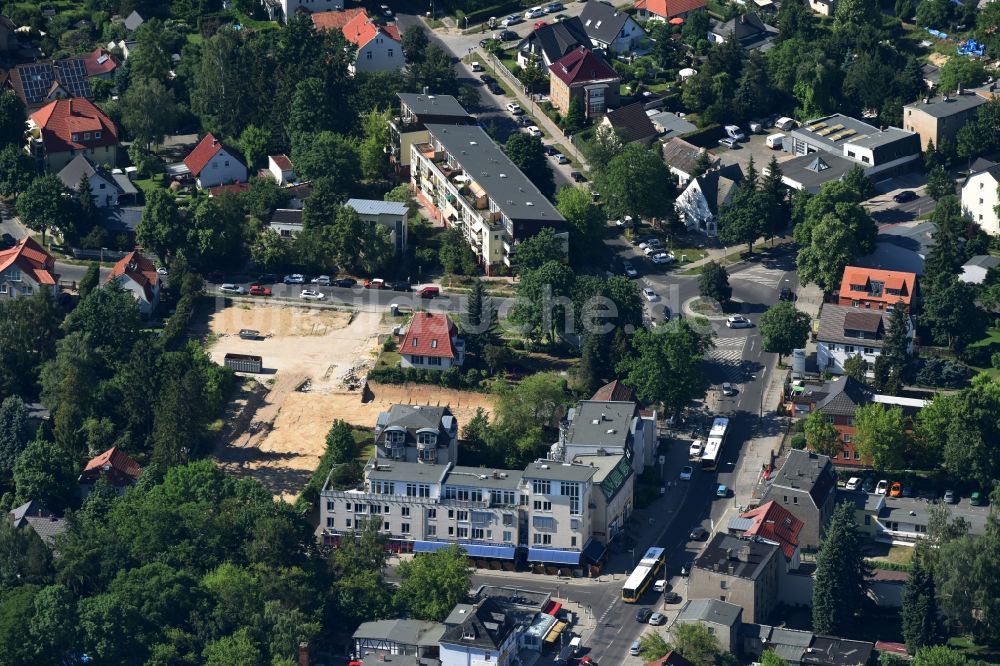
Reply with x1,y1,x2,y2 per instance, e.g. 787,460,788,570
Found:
0,204,108,285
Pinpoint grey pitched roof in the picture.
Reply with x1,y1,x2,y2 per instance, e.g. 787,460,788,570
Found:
677,598,742,627
566,400,636,448
768,449,836,508
817,304,887,347
662,137,717,176
694,533,779,581
112,173,138,196
603,102,657,144
9,500,66,546
964,254,1000,270
98,205,143,233
439,598,515,651
346,199,409,217
780,152,855,192
517,17,589,65
123,10,144,31
580,1,635,46
378,404,452,434
57,154,119,192
836,488,883,513
523,460,597,482
353,619,446,647
647,111,697,139
814,376,872,417
270,208,304,226
697,164,745,216
710,13,770,40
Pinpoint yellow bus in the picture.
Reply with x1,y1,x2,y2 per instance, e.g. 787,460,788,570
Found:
622,547,666,602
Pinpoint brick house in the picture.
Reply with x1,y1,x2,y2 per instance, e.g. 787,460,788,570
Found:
548,46,620,119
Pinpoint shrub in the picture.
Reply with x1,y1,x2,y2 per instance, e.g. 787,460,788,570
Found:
383,337,397,352
914,357,973,389
791,433,807,450
509,339,525,350
440,367,461,388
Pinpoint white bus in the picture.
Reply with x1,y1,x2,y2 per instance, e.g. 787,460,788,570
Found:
701,417,729,471
622,547,666,602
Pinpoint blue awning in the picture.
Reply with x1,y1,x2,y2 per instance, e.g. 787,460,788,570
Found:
413,541,515,559
528,547,582,565
582,538,607,564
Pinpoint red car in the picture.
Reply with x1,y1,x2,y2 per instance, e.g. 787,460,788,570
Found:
533,20,547,29
418,286,440,299
249,284,272,296
364,278,386,289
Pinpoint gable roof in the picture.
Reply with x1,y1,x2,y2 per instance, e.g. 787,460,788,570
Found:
580,1,636,45
662,137,717,176
737,501,804,560
693,163,745,215
814,376,872,417
767,449,836,509
634,0,707,18
646,651,697,666
57,154,118,191
549,46,620,86
183,132,242,176
345,198,409,217
591,379,635,402
79,446,142,487
604,102,658,143
838,266,916,306
439,598,516,651
9,500,67,547
5,58,92,106
400,312,458,359
817,304,890,347
83,47,117,77
269,153,293,171
711,12,769,39
518,17,590,66
342,12,401,48
123,10,144,31
108,249,159,302
29,97,116,154
0,237,57,285
310,7,367,31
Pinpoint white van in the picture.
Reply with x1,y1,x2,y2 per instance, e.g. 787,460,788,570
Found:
775,116,796,131
724,124,746,141
766,133,784,149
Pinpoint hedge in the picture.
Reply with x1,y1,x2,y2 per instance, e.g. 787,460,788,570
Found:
681,123,724,148
463,0,527,25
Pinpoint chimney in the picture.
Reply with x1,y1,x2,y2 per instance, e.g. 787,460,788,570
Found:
739,544,751,562
728,563,735,574
298,642,309,666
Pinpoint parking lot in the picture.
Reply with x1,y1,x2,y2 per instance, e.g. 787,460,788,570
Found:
713,130,796,173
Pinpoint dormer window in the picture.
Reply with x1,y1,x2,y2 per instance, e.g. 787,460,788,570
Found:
95,131,101,139
84,132,90,140
72,133,79,142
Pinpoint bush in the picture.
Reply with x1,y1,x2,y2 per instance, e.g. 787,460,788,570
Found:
509,339,525,350
914,357,973,389
440,367,461,388
77,226,110,250
382,337,397,352
992,351,1000,370
791,433,807,450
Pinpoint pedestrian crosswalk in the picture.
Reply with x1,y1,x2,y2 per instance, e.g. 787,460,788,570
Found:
706,336,746,382
731,265,785,289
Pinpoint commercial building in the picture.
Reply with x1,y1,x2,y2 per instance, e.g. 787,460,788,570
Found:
410,124,567,273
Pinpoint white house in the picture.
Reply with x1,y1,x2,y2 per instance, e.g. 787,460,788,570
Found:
107,250,161,316
268,154,294,185
579,0,648,53
675,164,744,236
273,0,343,22
961,158,1000,236
960,255,1000,285
399,312,465,371
56,154,121,207
345,198,408,254
439,598,520,666
182,132,248,190
342,13,404,74
816,304,913,375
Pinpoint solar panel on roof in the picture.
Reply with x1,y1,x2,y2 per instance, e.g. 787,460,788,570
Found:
816,127,834,136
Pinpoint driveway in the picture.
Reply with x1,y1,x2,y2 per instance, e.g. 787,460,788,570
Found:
865,173,933,224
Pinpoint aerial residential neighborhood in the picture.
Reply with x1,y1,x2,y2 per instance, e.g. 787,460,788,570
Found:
0,0,998,664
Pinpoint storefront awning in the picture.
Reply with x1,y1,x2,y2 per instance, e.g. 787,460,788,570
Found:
582,538,607,564
528,548,582,566
544,620,568,643
413,541,515,559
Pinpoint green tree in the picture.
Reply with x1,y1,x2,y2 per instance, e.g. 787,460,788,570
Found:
0,144,37,197
249,228,292,272
359,108,392,180
761,650,791,666
394,544,471,622
843,354,869,385
438,227,478,276
556,186,605,266
698,261,732,304
120,78,177,148
203,628,264,666
854,403,907,471
902,555,940,653
718,175,766,253
28,584,79,664
401,26,429,62
672,622,721,666
760,156,789,241
238,124,270,170
617,323,711,417
494,372,568,433
562,97,586,133
462,278,498,355
291,131,361,194
78,263,100,299
922,276,986,350
598,143,676,225
137,190,184,261
408,45,459,97
0,291,62,399
925,165,954,200
938,57,987,94
691,150,714,179
796,215,858,292
812,501,872,635
16,175,76,246
324,419,357,465
0,90,26,149
0,395,29,478
758,301,810,361
458,84,482,113
913,647,970,666
510,260,575,341
77,174,97,231
639,631,672,661
835,0,879,29
896,0,914,20
804,409,841,458
515,227,565,273
12,437,77,511
504,133,554,199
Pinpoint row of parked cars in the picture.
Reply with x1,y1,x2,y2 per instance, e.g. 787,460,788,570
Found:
846,476,989,505
495,1,564,26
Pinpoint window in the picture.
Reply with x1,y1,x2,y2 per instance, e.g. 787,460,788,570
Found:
345,502,352,511
720,580,727,589
346,518,352,527
854,451,861,460
448,509,454,519
793,496,798,504
427,508,436,519
366,51,373,59
0,285,6,294
562,482,581,515
571,536,577,547
448,526,454,535
401,523,410,534
410,355,424,365
370,504,381,514
457,527,469,538
864,347,875,355
427,524,437,536
84,132,90,140
383,521,389,530
843,433,852,443
845,345,855,353
326,501,335,511
503,530,512,542
783,495,788,503
224,160,230,167
472,527,485,539
864,515,871,526
326,517,334,528
72,133,79,141
389,48,394,57
861,156,870,164
843,451,850,459
418,484,430,497
6,269,21,282
99,183,105,190
532,479,551,495
418,447,437,463
533,500,552,512
457,510,469,522
533,533,552,545
428,356,442,366
401,506,410,517
94,131,101,139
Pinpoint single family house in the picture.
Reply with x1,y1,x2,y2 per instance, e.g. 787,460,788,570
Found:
548,46,621,118
961,158,1000,236
400,312,465,371
26,97,118,172
579,1,648,53
182,132,248,189
107,249,161,316
57,154,122,207
0,237,58,300
675,163,744,235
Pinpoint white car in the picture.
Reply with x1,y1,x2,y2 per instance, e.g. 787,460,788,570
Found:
875,479,889,495
639,239,663,250
503,13,524,25
653,579,668,593
526,125,542,137
283,273,305,284
156,266,168,275
845,477,861,491
679,466,694,481
300,289,325,301
724,124,746,141
648,612,666,626
651,251,674,265
689,439,704,459
525,6,545,19
643,287,657,302
623,262,639,278
311,275,331,285
219,283,245,295
506,102,523,115
471,61,483,72
718,137,738,149
726,315,752,329
555,153,569,164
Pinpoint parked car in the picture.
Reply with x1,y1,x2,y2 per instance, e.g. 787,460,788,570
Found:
689,439,704,459
679,465,693,481
525,6,546,19
862,477,876,493
639,239,662,250
533,19,548,29
726,315,752,329
889,481,903,497
479,38,495,48
555,153,569,164
498,29,519,40
526,125,542,137
570,171,586,182
219,283,246,294
417,286,440,298
901,484,914,497
971,491,986,506
724,124,746,141
517,116,533,127
717,484,729,497
249,285,272,296
0,233,15,250
503,13,524,25
256,273,278,284
630,639,641,656
875,479,889,495
480,73,496,84
643,287,657,302
506,102,524,115
365,278,386,289
471,60,483,72
283,274,305,284
648,612,666,626
663,591,682,604
335,278,357,288
651,251,674,265
238,329,262,340
893,190,918,203
689,526,709,541
623,262,639,278
779,286,794,301
488,82,504,95
653,579,668,592
389,281,412,292
718,137,739,149
544,144,558,156
845,477,861,491
722,382,737,396
544,1,564,12
312,275,331,285
300,289,325,300
943,489,957,503
635,608,652,623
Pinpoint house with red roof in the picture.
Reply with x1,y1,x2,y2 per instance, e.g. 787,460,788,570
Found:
310,7,366,31
107,249,161,316
268,154,295,185
728,501,804,566
26,97,118,172
83,46,118,79
548,46,621,119
0,237,58,300
79,446,142,496
399,312,465,371
838,266,917,312
182,132,248,190
341,11,404,74
634,0,707,21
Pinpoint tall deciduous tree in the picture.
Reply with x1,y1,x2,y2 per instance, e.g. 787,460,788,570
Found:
12,436,77,511
0,90,26,149
137,190,184,261
617,322,712,417
324,419,357,465
902,555,940,653
16,175,77,246
0,395,29,478
120,78,177,148
359,108,392,181
510,260,575,341
812,501,871,635
672,622,722,666
804,409,841,457
504,133,554,198
843,354,869,385
925,166,954,201
854,403,908,470
639,631,672,662
758,301,810,361
0,145,37,198
238,124,270,170
556,186,605,266
698,261,732,304
394,544,471,622
599,144,676,225
78,263,100,299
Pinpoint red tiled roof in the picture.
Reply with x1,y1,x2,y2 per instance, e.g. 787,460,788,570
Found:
400,312,457,359
311,7,367,31
838,266,916,306
183,132,227,176
0,237,57,286
79,446,142,487
646,651,696,666
208,182,249,196
270,153,292,170
342,12,401,48
549,46,620,86
29,98,117,154
108,249,158,302
635,0,707,18
591,379,636,402
83,47,117,76
738,500,803,560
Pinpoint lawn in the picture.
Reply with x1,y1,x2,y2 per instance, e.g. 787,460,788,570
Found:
376,351,402,368
132,176,167,200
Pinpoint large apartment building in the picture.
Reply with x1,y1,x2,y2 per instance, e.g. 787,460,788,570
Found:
410,124,568,273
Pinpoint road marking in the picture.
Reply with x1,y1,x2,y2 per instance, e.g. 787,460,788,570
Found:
706,336,746,382
731,265,785,288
